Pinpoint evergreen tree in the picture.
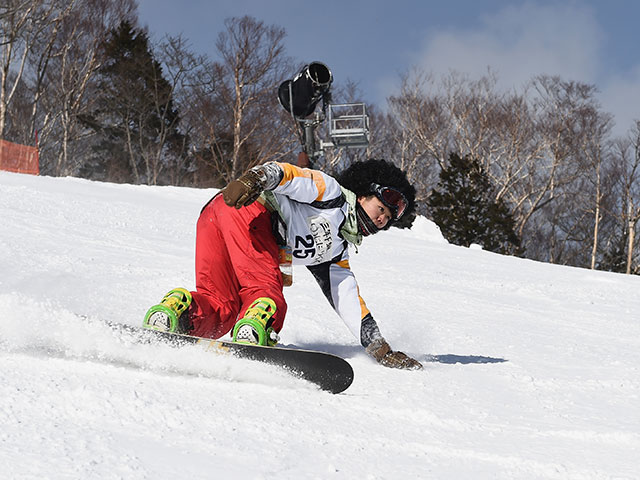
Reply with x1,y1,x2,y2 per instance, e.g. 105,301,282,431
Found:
427,152,521,255
80,21,183,184
599,229,629,273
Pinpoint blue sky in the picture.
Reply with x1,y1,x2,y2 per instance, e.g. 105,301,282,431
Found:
137,0,640,136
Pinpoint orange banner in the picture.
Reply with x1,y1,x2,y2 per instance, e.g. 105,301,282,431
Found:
0,139,39,175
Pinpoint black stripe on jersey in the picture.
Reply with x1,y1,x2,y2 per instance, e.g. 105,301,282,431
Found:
307,255,382,348
310,193,346,210
306,262,334,309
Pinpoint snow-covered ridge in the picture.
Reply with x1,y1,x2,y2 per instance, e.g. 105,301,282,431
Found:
1,171,639,479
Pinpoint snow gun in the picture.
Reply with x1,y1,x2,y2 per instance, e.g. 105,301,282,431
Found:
278,62,370,167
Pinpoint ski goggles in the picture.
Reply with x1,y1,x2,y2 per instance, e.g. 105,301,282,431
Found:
370,183,408,220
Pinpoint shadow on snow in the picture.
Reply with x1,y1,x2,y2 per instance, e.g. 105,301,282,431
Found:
424,354,508,365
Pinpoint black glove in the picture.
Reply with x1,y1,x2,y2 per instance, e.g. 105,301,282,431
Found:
366,338,423,370
222,169,265,209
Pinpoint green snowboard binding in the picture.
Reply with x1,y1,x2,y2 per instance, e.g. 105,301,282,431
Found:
232,297,279,346
143,288,192,333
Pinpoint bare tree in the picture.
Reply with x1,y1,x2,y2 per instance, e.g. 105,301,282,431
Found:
580,108,614,269
627,122,640,273
213,16,291,181
514,76,600,263
1,0,41,139
43,0,136,176
609,122,640,273
388,70,450,174
152,35,206,185
25,1,76,145
383,68,623,267
386,70,547,227
0,0,79,144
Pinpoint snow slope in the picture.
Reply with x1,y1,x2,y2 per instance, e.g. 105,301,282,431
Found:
1,171,639,479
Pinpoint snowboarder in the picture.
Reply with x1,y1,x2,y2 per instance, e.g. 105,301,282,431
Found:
144,158,422,370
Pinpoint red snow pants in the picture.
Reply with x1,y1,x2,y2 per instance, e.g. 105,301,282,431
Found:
188,194,287,338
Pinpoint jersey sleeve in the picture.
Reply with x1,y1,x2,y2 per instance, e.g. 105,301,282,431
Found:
272,162,343,205
306,259,383,347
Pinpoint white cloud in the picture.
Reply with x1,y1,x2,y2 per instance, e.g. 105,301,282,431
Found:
600,65,640,135
394,2,640,136
413,3,603,90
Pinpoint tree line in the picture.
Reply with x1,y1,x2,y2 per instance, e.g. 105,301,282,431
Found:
1,1,297,187
380,71,640,273
2,1,640,273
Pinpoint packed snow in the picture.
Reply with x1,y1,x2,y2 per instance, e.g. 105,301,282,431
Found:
1,170,639,479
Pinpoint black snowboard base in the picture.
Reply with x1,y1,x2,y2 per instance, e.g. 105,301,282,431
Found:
108,322,354,394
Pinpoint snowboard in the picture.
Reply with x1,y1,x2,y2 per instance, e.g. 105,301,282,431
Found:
108,322,354,394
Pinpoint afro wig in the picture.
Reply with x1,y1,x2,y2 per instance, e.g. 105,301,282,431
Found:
336,159,416,229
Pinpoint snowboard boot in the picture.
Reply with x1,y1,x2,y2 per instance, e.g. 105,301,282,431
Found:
143,288,192,333
232,297,279,346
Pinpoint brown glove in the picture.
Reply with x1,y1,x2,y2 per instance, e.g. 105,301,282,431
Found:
365,338,423,370
222,169,265,209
